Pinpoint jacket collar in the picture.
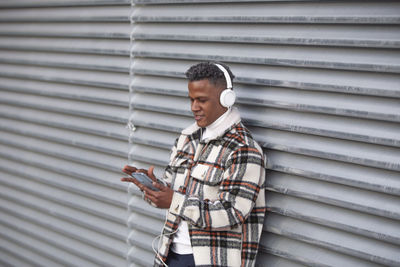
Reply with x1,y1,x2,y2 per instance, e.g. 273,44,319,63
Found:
182,107,241,141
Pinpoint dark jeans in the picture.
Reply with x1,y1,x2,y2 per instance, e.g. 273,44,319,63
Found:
165,250,195,267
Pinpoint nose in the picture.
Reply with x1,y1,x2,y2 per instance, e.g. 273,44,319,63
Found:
191,100,200,112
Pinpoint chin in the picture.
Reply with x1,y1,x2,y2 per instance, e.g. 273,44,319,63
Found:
196,121,207,128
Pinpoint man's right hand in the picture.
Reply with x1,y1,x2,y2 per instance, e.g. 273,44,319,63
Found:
121,165,147,191
121,165,173,209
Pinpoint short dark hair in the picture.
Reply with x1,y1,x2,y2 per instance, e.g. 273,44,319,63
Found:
185,61,235,89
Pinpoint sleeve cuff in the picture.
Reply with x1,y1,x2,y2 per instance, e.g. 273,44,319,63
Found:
169,191,186,217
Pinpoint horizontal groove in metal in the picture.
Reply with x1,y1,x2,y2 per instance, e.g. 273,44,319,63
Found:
256,253,306,267
131,92,190,116
0,245,55,267
0,93,127,125
127,212,165,236
266,171,400,221
131,109,192,133
0,37,129,55
128,246,157,267
0,202,126,258
0,6,130,22
266,213,400,266
0,132,126,172
0,23,130,39
131,2,400,24
129,128,177,150
237,88,400,123
0,230,77,267
0,217,122,267
0,153,127,206
131,58,400,98
0,83,128,108
266,151,400,197
0,184,126,241
0,117,127,157
253,128,400,172
246,112,400,148
132,23,400,48
132,41,400,73
0,51,129,73
0,63,129,90
266,191,400,245
0,113,127,146
134,0,316,3
128,229,159,254
0,0,130,8
131,75,187,97
0,169,126,225
259,232,383,267
129,143,171,166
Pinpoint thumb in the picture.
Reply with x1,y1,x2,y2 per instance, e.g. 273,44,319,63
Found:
148,166,156,180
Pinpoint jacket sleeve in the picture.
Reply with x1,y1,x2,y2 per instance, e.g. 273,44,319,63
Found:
168,144,265,230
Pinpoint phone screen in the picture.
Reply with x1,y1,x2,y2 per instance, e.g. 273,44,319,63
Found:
131,172,159,191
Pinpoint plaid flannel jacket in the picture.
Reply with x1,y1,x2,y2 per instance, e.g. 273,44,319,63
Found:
154,108,266,267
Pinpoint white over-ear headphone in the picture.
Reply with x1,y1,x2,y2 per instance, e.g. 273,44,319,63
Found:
214,63,236,108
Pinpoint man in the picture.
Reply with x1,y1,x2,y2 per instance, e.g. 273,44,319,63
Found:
122,62,266,267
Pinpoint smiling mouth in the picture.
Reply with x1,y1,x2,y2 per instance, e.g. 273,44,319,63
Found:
194,115,203,121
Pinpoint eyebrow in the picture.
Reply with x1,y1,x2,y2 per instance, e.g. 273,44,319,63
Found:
189,96,209,100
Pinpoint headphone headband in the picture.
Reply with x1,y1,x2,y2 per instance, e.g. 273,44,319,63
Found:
214,63,232,89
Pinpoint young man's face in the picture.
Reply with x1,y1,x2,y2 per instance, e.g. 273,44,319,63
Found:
188,79,227,128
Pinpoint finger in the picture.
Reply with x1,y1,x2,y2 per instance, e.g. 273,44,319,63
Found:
147,166,157,181
144,193,156,204
143,186,157,198
121,177,145,191
122,165,137,174
121,177,136,183
123,165,137,172
136,168,148,174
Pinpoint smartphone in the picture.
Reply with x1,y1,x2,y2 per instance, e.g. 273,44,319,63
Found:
130,172,167,191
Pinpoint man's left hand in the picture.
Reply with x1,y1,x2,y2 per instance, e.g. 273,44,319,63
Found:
143,178,174,209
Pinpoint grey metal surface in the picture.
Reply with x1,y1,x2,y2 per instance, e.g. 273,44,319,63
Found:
128,1,400,267
0,1,131,266
0,1,399,267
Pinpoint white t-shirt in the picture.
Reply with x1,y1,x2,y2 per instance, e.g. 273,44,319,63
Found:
171,109,231,255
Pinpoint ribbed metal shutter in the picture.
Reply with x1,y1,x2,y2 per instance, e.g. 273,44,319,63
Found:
0,1,131,266
128,1,400,266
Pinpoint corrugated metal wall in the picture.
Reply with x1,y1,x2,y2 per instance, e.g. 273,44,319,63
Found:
0,1,131,266
0,1,399,267
128,1,400,267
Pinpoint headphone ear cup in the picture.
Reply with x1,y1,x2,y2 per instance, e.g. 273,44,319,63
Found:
220,89,236,108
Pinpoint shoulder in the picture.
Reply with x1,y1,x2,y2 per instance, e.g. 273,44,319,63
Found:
221,122,264,160
224,122,259,149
